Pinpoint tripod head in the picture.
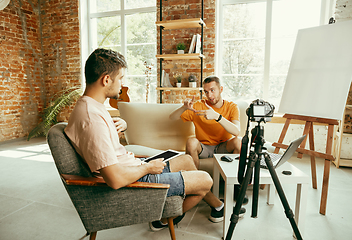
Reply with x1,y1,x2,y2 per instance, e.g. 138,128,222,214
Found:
237,99,275,184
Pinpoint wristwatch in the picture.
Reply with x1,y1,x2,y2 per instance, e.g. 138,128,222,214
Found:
216,114,222,122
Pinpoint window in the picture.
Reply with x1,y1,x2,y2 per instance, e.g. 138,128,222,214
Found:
84,0,157,103
217,0,335,109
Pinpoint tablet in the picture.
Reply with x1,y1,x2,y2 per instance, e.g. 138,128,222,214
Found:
143,150,181,163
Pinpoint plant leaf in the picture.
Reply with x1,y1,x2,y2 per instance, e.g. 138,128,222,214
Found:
27,87,83,140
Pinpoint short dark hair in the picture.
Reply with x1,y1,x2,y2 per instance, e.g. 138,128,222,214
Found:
84,48,127,85
203,76,221,87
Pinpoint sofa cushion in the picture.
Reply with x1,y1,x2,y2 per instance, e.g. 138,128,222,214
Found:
119,102,195,152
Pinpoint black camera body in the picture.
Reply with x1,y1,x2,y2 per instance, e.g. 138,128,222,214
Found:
246,99,275,122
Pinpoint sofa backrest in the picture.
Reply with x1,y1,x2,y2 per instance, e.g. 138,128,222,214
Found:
118,102,195,151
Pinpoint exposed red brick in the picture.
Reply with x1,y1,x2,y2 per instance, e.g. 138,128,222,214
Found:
0,0,80,142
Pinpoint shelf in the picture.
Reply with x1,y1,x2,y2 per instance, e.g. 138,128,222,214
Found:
156,53,205,60
156,87,202,91
156,18,206,29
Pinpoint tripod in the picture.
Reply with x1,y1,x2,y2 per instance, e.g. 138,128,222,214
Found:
225,120,303,240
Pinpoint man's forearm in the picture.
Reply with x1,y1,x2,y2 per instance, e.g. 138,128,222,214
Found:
218,117,241,136
100,163,150,190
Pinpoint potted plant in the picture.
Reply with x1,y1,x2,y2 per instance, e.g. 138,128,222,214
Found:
27,86,83,140
174,74,182,87
188,74,197,88
176,43,186,54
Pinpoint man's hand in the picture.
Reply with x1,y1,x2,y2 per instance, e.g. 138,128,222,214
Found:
196,102,220,120
112,117,127,133
183,96,196,112
145,158,166,174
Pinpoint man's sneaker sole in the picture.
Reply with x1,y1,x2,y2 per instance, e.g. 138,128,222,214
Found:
209,215,224,223
149,221,168,232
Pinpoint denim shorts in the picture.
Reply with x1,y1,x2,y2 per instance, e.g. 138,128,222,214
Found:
199,141,230,159
137,162,185,198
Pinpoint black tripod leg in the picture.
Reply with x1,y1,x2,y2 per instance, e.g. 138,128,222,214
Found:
225,154,257,240
251,159,260,218
264,153,303,240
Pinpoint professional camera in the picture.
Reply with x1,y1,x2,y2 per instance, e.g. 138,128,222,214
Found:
246,99,275,122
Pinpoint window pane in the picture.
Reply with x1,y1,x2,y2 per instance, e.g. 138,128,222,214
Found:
126,44,156,75
268,75,287,109
96,16,121,50
223,3,266,39
269,0,322,109
222,75,263,101
126,0,155,9
270,0,321,74
127,12,156,44
221,2,266,102
270,37,295,75
271,0,321,38
222,39,265,75
125,12,157,103
90,0,121,13
126,76,157,103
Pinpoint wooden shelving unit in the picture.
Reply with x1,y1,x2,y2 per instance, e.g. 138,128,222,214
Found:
157,1,205,103
156,87,202,91
156,18,205,29
156,53,205,60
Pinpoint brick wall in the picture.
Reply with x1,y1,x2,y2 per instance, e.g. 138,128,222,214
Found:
0,0,80,142
156,0,215,103
40,0,81,122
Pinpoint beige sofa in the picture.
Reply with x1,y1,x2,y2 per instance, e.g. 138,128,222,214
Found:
118,101,251,175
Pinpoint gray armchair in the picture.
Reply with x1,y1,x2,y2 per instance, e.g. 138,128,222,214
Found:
47,123,183,240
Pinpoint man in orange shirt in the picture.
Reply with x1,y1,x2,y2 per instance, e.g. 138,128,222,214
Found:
170,76,241,168
169,76,247,221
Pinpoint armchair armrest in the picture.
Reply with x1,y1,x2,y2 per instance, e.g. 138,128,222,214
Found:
135,154,150,158
61,174,170,189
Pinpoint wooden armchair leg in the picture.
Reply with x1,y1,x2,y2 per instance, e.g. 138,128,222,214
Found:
90,232,97,240
167,217,176,240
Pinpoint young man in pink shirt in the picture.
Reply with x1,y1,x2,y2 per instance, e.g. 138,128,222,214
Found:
64,48,226,230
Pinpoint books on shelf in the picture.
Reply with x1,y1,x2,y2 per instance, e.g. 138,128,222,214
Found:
195,34,201,53
161,70,172,87
188,34,197,53
188,34,201,54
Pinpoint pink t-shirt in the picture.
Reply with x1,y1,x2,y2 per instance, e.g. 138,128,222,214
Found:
65,96,141,173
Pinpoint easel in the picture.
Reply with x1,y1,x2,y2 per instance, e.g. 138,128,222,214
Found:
272,113,339,215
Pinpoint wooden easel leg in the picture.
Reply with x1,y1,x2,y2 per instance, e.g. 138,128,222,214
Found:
320,124,334,215
274,118,291,154
298,122,311,158
308,124,317,189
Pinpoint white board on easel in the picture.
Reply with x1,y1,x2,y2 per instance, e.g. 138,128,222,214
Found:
279,20,352,121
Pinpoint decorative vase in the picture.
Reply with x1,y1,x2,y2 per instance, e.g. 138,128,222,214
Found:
176,82,182,87
189,82,197,88
177,50,184,54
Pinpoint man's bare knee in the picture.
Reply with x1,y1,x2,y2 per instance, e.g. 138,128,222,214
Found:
186,137,200,151
169,154,196,172
227,136,241,154
182,171,213,195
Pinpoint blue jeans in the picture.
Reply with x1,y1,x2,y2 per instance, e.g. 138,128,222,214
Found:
137,162,185,197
